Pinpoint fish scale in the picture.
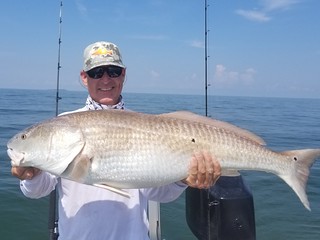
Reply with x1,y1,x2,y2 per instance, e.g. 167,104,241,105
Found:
7,109,320,210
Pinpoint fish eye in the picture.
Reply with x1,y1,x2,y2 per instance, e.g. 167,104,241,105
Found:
21,134,27,140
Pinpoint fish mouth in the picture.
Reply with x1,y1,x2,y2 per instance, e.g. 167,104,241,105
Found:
7,148,25,166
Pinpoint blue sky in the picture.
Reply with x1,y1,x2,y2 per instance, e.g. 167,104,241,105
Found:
0,0,319,98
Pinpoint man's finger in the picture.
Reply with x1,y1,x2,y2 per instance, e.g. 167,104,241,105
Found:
204,151,214,188
195,153,206,188
186,156,198,187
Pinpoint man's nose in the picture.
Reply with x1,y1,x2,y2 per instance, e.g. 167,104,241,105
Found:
100,72,112,81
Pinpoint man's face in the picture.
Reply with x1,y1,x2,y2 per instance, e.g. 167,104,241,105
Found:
81,65,126,105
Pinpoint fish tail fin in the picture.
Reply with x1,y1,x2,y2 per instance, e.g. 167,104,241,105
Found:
280,149,320,211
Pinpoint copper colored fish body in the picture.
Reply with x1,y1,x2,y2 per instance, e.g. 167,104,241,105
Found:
7,110,320,210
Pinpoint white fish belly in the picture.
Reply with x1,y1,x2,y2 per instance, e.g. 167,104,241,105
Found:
81,125,192,188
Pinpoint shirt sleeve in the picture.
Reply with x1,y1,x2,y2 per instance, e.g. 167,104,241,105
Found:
141,181,188,203
20,171,58,199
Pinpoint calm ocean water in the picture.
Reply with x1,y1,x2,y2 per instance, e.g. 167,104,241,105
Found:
0,89,319,240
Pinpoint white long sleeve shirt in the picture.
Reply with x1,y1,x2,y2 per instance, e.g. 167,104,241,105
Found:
20,105,187,240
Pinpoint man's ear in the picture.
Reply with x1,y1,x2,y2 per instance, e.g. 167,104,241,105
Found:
122,68,126,76
80,71,88,86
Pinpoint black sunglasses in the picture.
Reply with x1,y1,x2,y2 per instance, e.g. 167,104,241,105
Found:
86,66,123,79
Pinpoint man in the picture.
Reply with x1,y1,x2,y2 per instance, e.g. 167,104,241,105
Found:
12,41,221,239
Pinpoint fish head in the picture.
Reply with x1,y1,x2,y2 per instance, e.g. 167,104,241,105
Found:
7,117,85,176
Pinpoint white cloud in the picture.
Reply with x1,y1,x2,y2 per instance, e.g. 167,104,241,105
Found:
241,68,256,84
236,0,301,22
150,70,160,78
75,0,88,18
235,9,271,22
214,64,226,78
213,64,256,86
262,0,299,11
189,40,204,49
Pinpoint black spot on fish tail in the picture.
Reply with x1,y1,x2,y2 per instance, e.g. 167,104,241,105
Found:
281,148,320,210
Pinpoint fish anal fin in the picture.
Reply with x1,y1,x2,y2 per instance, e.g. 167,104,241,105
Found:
159,111,266,145
93,183,131,198
221,169,240,176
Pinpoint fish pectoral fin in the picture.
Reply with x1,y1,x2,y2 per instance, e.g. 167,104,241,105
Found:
93,183,131,198
61,154,92,182
221,169,240,176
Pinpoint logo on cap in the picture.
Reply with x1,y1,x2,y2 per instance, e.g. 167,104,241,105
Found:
92,47,113,57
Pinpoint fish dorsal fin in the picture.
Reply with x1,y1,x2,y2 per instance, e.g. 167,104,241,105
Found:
159,111,266,145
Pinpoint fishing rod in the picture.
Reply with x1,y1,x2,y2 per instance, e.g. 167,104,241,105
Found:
49,1,63,240
203,3,256,239
55,0,63,116
204,0,209,117
204,2,214,239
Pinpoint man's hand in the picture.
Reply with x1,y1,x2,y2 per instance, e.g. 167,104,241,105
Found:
183,151,221,189
11,166,41,180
